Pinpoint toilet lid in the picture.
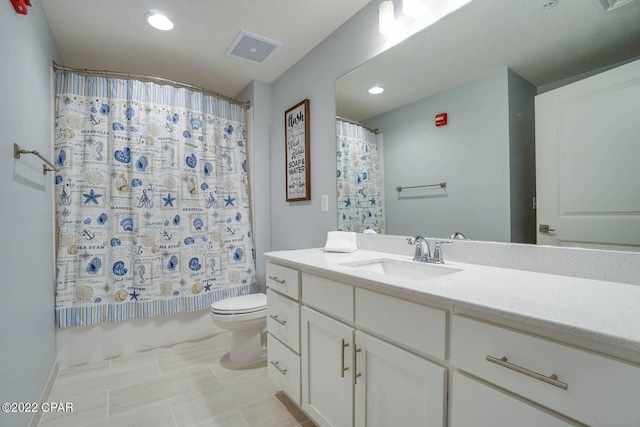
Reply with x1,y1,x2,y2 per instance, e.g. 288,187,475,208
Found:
210,293,267,314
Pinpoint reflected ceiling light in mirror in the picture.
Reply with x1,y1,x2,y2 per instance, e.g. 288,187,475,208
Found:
379,1,396,35
368,86,385,94
145,12,174,31
403,0,421,16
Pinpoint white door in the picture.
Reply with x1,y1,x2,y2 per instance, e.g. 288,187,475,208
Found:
451,371,576,427
535,58,640,250
301,307,354,427
354,331,447,427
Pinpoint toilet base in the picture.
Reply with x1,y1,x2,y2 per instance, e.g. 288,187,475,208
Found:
229,328,264,365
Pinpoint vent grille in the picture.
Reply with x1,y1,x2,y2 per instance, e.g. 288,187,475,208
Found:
226,31,282,64
592,0,637,11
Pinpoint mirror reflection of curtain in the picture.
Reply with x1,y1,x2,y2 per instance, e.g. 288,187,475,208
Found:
336,119,384,234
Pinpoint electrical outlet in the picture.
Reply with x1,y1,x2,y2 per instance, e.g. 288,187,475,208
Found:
321,195,329,212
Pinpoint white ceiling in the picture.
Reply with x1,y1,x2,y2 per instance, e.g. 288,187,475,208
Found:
337,0,640,121
41,0,371,98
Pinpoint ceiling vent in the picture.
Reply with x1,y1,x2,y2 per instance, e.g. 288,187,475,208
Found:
592,0,637,11
225,31,282,64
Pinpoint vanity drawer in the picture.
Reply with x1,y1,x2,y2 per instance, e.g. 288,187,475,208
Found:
266,262,300,300
452,315,640,427
355,288,447,360
267,289,300,353
451,371,575,427
268,333,301,405
302,273,354,322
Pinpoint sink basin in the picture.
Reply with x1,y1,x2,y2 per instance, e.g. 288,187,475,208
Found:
342,259,462,281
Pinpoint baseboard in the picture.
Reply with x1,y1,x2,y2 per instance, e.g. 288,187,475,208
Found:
29,360,59,427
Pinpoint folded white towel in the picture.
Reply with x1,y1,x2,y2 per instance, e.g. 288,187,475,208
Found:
324,231,358,253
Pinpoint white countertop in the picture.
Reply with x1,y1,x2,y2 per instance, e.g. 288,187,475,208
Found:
265,248,640,353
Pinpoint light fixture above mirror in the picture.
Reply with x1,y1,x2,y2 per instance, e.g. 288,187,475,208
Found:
379,0,424,34
378,1,396,35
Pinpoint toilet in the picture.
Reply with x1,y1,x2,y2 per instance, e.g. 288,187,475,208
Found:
210,293,267,365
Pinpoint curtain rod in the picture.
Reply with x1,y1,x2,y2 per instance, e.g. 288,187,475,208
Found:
52,61,250,109
336,116,379,134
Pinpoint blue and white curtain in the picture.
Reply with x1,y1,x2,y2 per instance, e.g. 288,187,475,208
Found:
336,119,384,233
54,72,256,328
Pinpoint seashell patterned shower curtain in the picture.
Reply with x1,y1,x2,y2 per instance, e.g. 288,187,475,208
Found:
54,72,256,327
336,119,384,234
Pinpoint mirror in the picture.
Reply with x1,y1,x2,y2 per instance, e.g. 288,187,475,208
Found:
335,0,640,249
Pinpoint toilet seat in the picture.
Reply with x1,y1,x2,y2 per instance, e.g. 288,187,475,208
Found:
210,293,267,315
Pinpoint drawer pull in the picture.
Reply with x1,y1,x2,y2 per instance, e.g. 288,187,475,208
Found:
341,339,350,378
268,276,286,284
486,355,568,390
269,315,287,326
270,360,288,375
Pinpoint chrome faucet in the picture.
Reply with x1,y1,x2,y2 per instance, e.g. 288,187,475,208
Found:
408,236,431,262
408,236,453,264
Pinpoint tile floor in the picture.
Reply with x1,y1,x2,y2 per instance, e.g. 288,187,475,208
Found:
39,333,314,427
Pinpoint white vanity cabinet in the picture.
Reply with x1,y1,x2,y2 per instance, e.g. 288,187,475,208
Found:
451,371,576,427
301,306,354,427
354,330,447,427
298,272,448,427
266,262,302,404
452,315,640,427
266,257,640,427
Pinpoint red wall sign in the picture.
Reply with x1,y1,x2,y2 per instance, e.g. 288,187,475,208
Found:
435,113,448,127
11,0,31,15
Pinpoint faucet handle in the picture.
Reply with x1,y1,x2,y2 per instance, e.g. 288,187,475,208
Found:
433,240,453,264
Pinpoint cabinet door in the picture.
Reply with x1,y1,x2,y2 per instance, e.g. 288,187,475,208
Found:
451,371,578,427
354,331,447,427
301,307,354,427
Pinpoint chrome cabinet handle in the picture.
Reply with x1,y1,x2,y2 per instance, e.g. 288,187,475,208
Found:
268,276,286,284
341,339,350,378
353,347,362,385
486,355,568,390
270,360,287,375
269,315,287,326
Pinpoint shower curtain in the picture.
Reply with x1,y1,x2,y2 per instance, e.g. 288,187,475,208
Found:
336,119,384,233
54,72,256,327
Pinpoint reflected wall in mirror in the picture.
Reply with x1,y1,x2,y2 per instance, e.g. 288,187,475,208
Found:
335,0,640,250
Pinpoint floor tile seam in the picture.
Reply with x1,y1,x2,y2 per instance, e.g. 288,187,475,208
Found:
167,398,179,427
54,362,158,386
159,359,223,377
207,362,222,383
48,386,111,406
112,369,220,415
107,345,199,364
206,362,268,384
237,391,285,416
55,368,165,402
103,368,170,399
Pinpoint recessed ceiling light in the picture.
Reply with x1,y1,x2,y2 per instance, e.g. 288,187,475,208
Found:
368,86,385,95
146,12,174,31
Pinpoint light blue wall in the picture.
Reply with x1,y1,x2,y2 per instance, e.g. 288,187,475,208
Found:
0,2,61,427
238,80,272,293
365,69,512,241
269,2,395,250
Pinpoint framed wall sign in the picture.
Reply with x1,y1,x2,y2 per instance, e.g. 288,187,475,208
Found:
285,99,311,201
